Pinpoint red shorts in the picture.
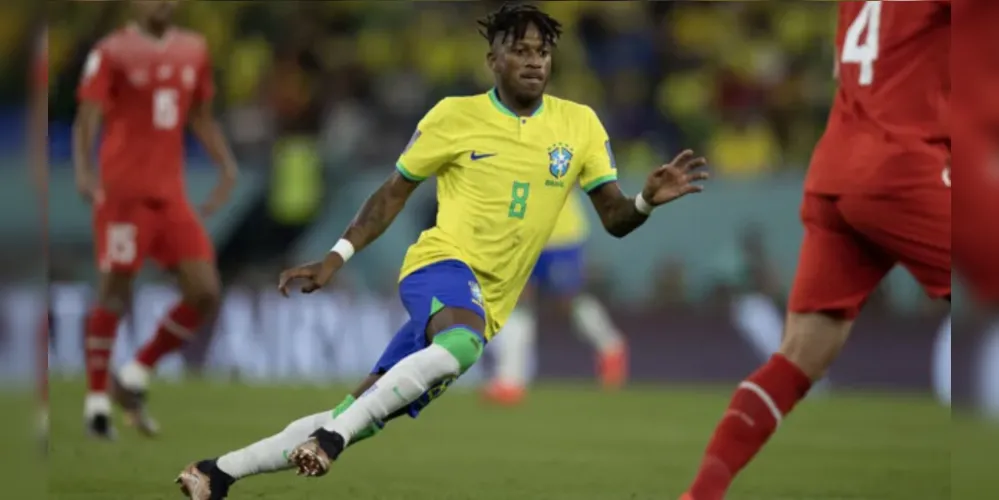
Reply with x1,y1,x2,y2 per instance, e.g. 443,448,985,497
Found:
954,141,999,305
93,198,215,274
788,189,951,319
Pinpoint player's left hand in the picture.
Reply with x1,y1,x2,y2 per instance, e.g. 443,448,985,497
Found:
277,260,338,297
641,150,709,206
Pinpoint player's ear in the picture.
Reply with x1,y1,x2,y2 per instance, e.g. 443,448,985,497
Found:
485,49,498,73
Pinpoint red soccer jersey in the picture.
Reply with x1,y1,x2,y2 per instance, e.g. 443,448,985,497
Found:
806,1,950,195
77,24,214,201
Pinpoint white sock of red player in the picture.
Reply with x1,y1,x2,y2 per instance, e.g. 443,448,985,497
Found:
932,315,951,406
216,411,333,479
570,294,624,352
492,307,536,388
118,360,152,391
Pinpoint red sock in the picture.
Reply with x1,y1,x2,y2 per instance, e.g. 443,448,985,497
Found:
85,308,120,393
688,354,812,500
135,302,202,368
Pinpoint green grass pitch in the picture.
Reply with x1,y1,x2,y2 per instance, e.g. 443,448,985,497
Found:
36,379,985,499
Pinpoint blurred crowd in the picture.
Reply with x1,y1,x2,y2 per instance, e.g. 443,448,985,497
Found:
12,2,921,313
39,1,836,177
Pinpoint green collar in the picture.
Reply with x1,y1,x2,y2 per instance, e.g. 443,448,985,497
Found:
489,88,544,118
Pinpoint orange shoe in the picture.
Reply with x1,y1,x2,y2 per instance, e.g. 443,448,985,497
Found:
597,343,629,390
679,494,695,500
482,382,526,406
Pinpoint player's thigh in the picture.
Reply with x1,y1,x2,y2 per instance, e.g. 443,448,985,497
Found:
93,200,155,275
788,194,895,319
151,201,216,271
838,189,951,300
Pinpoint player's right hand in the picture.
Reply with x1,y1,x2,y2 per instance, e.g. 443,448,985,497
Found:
75,173,105,205
277,260,338,297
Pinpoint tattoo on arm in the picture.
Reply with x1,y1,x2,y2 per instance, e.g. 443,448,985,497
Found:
587,182,648,238
342,172,419,252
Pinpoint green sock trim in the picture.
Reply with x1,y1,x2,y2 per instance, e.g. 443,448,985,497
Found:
432,326,484,373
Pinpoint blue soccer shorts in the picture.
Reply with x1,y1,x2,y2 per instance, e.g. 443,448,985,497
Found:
371,259,487,418
529,244,585,296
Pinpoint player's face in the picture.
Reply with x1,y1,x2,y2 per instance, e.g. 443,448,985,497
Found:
133,0,178,26
489,23,551,103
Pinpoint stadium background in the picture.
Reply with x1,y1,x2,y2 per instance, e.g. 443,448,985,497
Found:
0,2,991,498
1,0,981,399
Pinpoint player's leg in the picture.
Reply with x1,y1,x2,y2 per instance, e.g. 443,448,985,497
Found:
291,260,487,477
117,203,220,435
548,246,628,389
484,271,539,404
84,201,148,439
178,261,486,495
684,194,893,500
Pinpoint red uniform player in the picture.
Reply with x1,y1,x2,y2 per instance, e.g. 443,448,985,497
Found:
74,0,237,440
953,0,999,306
683,3,950,498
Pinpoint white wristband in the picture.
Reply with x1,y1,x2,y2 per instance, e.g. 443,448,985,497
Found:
330,239,355,262
635,193,653,215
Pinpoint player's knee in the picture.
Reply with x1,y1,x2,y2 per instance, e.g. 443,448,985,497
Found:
432,327,484,373
96,272,134,313
779,312,853,380
181,277,222,314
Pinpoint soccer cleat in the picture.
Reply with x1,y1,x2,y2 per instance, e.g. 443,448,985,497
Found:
289,428,345,477
482,381,526,406
597,343,629,390
679,494,695,500
175,460,233,499
111,374,160,437
86,414,117,440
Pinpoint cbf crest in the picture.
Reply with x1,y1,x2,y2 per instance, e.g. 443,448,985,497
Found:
546,143,573,188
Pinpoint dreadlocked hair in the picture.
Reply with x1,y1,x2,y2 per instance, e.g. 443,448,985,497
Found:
477,3,562,48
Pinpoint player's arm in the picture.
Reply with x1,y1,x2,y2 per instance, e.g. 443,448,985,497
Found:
73,47,111,204
278,99,455,296
587,182,650,238
580,109,708,238
189,52,238,216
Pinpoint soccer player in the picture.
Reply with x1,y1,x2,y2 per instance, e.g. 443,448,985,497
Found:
73,0,238,439
176,4,707,498
953,0,999,307
485,189,629,405
682,3,950,499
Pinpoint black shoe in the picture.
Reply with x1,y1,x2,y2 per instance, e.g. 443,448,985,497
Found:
176,459,235,499
86,414,117,440
111,375,160,436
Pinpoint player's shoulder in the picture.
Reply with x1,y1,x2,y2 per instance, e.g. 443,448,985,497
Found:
171,28,210,53
419,93,490,128
542,94,601,123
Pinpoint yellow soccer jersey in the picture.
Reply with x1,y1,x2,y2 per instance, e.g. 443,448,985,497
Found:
546,189,589,249
396,89,617,339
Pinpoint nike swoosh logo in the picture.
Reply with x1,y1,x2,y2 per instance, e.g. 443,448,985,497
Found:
470,152,497,161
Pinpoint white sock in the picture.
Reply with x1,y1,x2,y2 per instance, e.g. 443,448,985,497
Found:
84,392,111,418
216,410,333,479
570,294,623,352
493,307,536,387
119,360,151,391
731,293,785,359
324,344,460,445
932,315,951,406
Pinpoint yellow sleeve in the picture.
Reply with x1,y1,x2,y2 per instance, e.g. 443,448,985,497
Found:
578,106,619,193
395,98,457,181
